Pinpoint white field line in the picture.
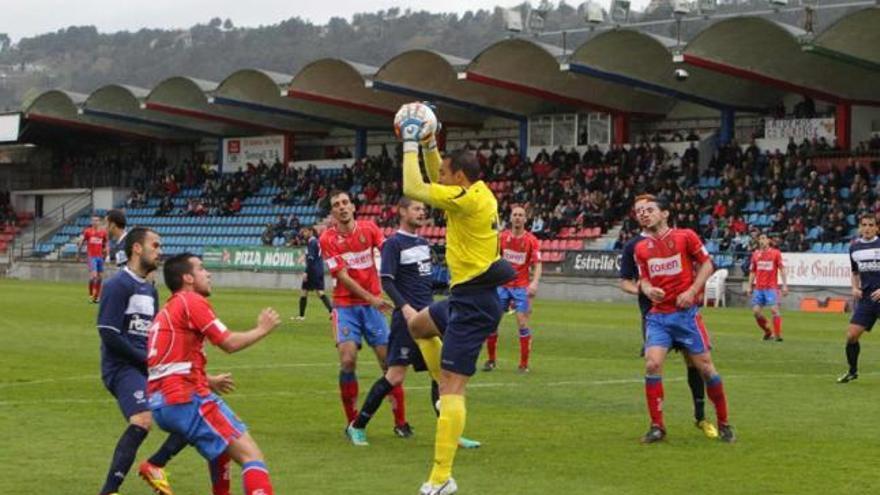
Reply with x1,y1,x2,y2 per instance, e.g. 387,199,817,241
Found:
1,370,872,407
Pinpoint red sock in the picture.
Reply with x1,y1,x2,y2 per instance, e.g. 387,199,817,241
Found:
755,315,770,336
94,277,103,300
645,375,665,429
487,332,498,362
242,461,273,495
339,372,358,423
772,315,782,337
88,278,95,297
388,384,406,426
519,334,531,368
706,376,729,427
209,453,230,495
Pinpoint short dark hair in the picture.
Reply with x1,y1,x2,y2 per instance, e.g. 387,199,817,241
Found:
163,253,197,293
106,209,126,229
446,149,481,182
124,227,155,259
860,213,877,225
328,189,350,203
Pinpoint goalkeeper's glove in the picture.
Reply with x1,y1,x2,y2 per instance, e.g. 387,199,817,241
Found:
394,102,437,153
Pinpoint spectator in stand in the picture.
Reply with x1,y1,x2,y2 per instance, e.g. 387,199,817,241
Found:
686,129,700,141
261,224,275,246
156,196,174,216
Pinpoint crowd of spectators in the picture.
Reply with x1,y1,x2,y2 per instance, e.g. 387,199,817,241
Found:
616,136,880,257
1,191,15,227
261,214,308,247
54,130,880,258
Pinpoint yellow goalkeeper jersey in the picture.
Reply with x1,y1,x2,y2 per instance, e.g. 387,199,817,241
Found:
402,150,500,287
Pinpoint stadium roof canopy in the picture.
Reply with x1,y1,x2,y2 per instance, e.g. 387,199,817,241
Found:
288,56,487,127
211,68,392,131
23,89,195,142
803,7,880,72
144,76,329,136
83,84,235,137
461,38,672,118
19,7,880,144
565,30,781,113
682,15,880,106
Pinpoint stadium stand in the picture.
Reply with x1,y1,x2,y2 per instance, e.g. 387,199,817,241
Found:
0,190,33,255
32,135,880,269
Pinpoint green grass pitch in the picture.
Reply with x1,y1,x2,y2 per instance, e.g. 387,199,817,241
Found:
1,278,877,494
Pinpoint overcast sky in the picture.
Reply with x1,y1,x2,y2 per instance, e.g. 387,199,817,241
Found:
1,0,650,41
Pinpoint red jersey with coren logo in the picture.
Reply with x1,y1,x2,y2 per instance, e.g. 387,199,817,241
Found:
750,248,783,289
319,219,384,306
83,227,108,258
146,291,231,405
634,228,711,314
500,230,541,288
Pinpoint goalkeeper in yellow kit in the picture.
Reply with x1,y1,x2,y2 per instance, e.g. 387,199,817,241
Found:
395,103,516,495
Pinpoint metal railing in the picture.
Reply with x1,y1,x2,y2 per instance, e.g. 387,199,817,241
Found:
10,190,93,260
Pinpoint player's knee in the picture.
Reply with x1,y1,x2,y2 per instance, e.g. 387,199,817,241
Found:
130,412,152,430
385,367,406,386
339,358,356,373
846,329,862,343
644,359,663,375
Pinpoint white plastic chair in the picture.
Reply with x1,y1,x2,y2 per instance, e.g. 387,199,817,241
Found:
703,268,729,307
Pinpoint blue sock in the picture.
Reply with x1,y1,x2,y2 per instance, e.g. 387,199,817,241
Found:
100,424,148,494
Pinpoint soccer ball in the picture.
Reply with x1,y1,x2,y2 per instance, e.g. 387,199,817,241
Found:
393,102,437,142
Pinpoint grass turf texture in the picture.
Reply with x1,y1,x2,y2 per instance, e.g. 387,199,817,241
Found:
0,278,876,494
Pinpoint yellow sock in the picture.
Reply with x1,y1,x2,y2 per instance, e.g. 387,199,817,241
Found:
415,336,443,382
429,394,466,485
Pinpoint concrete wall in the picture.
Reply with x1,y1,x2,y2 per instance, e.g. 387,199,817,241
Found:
852,105,880,145
6,260,852,312
11,188,90,216
93,187,131,211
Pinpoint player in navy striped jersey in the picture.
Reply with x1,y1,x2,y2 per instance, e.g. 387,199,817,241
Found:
293,226,333,320
106,209,129,268
839,214,880,383
347,197,479,449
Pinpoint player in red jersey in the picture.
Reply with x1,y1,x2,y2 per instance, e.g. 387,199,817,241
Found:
319,190,408,444
483,205,542,373
147,253,281,495
633,196,735,444
78,214,109,303
746,233,788,341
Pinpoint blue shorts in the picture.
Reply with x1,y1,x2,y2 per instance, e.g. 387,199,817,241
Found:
387,311,427,372
498,286,530,313
428,299,450,333
645,306,712,355
89,256,105,273
332,305,390,347
150,392,247,461
103,365,148,419
441,286,503,376
751,289,779,307
851,299,880,331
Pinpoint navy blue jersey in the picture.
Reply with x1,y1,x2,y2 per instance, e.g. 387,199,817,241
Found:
306,236,324,277
97,267,158,378
850,237,880,296
380,231,434,310
109,230,128,267
620,233,652,316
